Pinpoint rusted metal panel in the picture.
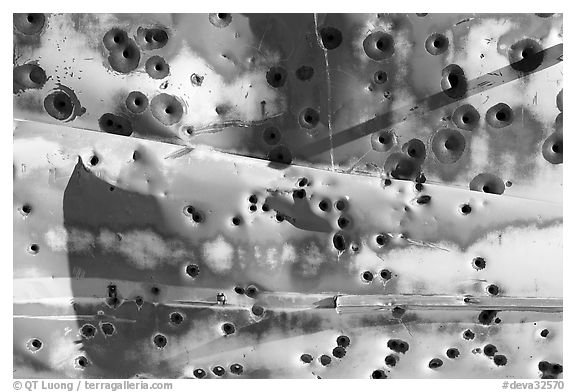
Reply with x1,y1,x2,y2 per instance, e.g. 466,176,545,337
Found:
13,13,562,379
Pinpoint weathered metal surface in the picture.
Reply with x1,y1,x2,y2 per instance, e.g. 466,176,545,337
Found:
13,13,562,379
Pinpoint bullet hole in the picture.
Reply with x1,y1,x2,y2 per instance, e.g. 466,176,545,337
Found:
319,26,343,50
267,145,293,165
152,333,167,348
232,216,242,226
246,285,259,298
493,354,507,366
415,183,424,192
374,70,388,84
98,113,133,136
234,286,245,295
14,13,45,35
212,366,225,376
337,216,351,229
332,346,346,358
416,195,431,205
209,13,232,28
145,56,170,79
262,126,281,145
463,329,475,340
479,310,498,325
540,329,549,338
193,368,207,378
487,284,499,296
337,335,351,348
494,317,501,324
125,91,148,114
266,66,287,88
87,155,100,167
333,233,347,251
170,312,184,325
429,358,443,369
319,355,332,366
371,129,395,152
249,205,257,212
416,13,428,16
377,234,391,248
276,213,284,222
44,90,75,121
136,27,168,50
425,33,449,55
135,296,144,307
385,354,397,367
298,177,309,187
363,31,394,60
509,38,544,73
27,338,42,352
551,364,563,375
335,199,348,211
542,131,563,164
20,204,32,216
460,204,472,215
28,244,39,254
230,364,243,375
79,323,96,339
384,153,421,180
361,271,374,283
379,269,392,281
13,64,47,94
441,64,467,99
251,305,264,317
319,199,331,212
402,139,426,162
452,104,480,131
301,354,313,364
371,369,387,379
75,356,88,369
150,93,183,126
185,264,199,278
299,107,320,129
388,339,409,354
392,306,406,319
103,28,128,50
472,257,486,270
296,65,314,81
151,286,161,296
486,103,514,128
469,173,505,195
107,38,141,74
557,89,563,112
101,322,115,336
350,243,360,252
446,348,460,359
293,189,306,199
431,128,466,164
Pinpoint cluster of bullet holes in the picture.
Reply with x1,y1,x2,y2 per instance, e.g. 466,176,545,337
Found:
425,33,449,55
293,188,307,200
248,194,259,212
145,55,170,79
441,64,467,99
295,65,314,81
431,128,466,164
363,31,394,60
153,333,167,348
361,269,393,283
209,13,232,28
185,264,200,278
100,322,115,336
44,91,74,121
169,312,184,325
484,344,508,366
75,356,88,369
27,338,42,353
262,126,281,145
28,243,39,255
266,66,287,88
14,13,45,35
98,113,133,136
183,204,205,224
267,145,293,165
388,339,409,354
509,38,544,73
470,173,505,195
472,257,486,271
136,27,169,51
13,64,47,94
103,28,140,74
126,91,149,114
80,324,96,339
319,26,343,50
539,361,563,378
371,129,396,152
298,107,320,129
452,104,480,131
150,93,183,126
486,103,514,128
